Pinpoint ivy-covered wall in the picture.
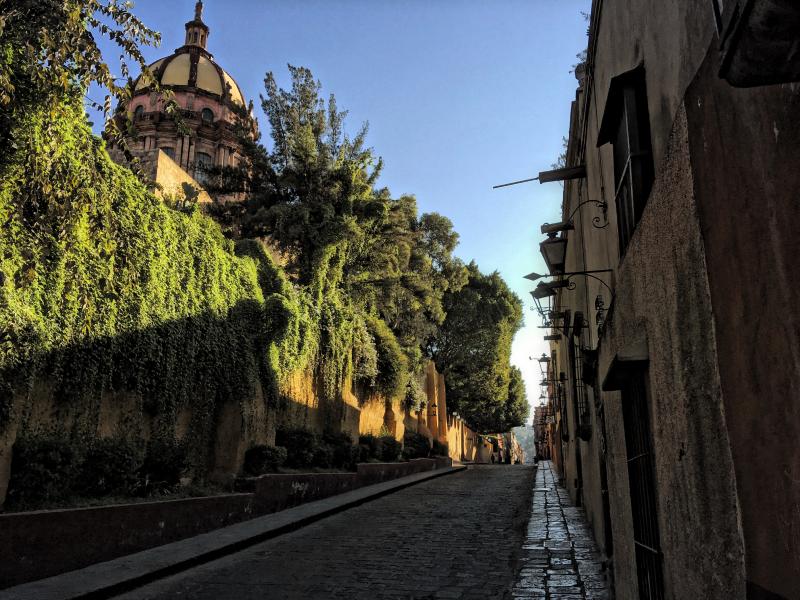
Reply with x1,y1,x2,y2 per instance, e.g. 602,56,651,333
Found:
0,99,407,504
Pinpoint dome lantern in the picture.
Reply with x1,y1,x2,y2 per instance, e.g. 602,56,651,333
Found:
184,1,209,49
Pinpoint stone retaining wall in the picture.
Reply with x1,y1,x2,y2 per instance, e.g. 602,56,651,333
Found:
0,493,258,588
0,459,451,589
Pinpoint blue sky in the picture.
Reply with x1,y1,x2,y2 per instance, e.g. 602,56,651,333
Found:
92,0,590,421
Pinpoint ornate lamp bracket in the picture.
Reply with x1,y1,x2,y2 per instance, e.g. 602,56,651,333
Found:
566,199,608,229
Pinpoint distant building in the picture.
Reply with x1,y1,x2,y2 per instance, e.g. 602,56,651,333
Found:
532,2,800,599
106,1,256,201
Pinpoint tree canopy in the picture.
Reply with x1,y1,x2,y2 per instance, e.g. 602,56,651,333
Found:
430,262,529,432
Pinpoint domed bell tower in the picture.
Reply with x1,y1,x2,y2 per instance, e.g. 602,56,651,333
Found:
105,0,256,203
185,2,210,49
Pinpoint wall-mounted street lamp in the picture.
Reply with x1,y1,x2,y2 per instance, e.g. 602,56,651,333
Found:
540,234,568,274
528,230,614,294
536,353,550,378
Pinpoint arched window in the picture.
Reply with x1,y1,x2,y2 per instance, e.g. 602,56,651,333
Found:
201,108,214,123
134,105,144,119
195,152,213,185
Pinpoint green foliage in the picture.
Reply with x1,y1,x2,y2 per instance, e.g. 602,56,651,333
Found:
0,0,159,110
208,67,469,399
321,431,358,470
358,434,381,461
6,433,80,508
0,97,315,474
431,262,527,433
6,432,189,507
431,439,449,457
0,0,182,177
243,445,287,475
140,438,188,493
504,366,530,431
402,431,431,460
275,428,318,469
378,436,402,462
365,315,407,398
76,436,143,497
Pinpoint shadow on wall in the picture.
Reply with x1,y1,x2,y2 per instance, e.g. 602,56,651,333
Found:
0,300,404,507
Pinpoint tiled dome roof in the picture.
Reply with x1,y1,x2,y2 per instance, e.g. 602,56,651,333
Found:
132,1,245,107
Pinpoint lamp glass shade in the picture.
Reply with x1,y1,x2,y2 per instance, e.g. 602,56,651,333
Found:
540,236,568,274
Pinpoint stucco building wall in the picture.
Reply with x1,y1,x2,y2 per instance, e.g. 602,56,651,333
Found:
684,49,800,600
542,2,799,598
598,106,745,600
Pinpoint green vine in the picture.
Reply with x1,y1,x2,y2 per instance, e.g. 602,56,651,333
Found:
0,98,317,469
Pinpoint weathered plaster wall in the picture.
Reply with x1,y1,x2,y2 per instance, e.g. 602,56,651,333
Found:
151,149,212,203
685,48,800,600
598,106,745,600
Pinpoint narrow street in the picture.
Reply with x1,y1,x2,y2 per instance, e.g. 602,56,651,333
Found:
111,464,611,600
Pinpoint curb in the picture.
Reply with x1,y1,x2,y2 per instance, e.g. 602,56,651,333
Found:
3,465,467,600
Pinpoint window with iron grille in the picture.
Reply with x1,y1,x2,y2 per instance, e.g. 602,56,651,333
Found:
621,369,664,600
597,66,654,258
570,336,589,427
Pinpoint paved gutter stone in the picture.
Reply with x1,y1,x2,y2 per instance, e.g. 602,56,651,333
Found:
2,466,466,600
512,461,613,600
109,465,535,599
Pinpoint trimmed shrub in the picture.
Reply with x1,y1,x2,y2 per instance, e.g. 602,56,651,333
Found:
243,445,287,476
322,432,357,470
139,438,188,494
76,437,143,497
431,439,449,457
358,434,381,460
312,444,334,468
402,431,431,460
357,443,372,464
276,428,318,469
379,436,402,462
6,434,80,508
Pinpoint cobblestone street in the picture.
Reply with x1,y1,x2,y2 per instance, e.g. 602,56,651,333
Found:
114,464,611,599
512,462,612,599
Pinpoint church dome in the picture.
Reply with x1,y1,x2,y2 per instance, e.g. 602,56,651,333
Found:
134,52,245,106
108,0,255,203
132,1,245,107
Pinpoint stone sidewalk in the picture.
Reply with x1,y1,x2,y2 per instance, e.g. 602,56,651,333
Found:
512,461,613,599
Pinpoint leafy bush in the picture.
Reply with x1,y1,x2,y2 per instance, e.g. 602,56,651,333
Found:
357,443,372,463
365,316,408,399
402,431,431,460
276,428,318,469
6,434,80,508
139,438,188,493
312,444,334,468
358,434,381,460
431,439,449,457
322,432,357,470
242,445,287,476
379,436,402,462
76,437,143,497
